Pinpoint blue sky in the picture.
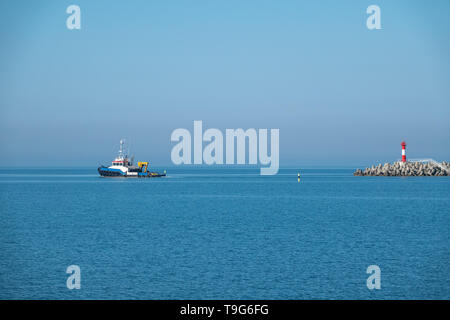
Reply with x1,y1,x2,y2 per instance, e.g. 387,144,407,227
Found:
0,0,449,166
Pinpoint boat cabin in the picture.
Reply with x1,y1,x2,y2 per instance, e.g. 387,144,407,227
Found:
112,160,131,166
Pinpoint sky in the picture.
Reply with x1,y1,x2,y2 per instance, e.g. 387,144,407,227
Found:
0,0,449,167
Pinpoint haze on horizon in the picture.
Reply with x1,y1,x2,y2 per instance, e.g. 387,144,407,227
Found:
0,0,449,167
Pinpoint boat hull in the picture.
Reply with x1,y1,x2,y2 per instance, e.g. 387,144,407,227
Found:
97,166,166,178
98,167,125,177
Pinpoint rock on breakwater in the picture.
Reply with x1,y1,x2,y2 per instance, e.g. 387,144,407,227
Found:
354,161,450,176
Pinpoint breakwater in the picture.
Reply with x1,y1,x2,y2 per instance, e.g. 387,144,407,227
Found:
354,161,450,176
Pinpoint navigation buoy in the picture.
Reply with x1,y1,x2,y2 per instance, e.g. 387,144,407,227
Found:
401,141,407,162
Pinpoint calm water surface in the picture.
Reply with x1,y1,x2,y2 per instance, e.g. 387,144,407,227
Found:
0,167,449,299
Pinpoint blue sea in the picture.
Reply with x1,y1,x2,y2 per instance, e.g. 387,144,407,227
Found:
0,167,449,299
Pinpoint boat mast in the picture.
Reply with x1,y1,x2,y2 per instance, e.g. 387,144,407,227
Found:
118,139,125,160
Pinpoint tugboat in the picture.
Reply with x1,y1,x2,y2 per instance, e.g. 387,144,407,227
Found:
98,139,166,178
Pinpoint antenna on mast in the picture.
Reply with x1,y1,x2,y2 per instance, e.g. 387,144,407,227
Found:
119,139,125,159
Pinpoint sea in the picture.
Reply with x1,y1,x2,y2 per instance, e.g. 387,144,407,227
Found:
0,167,449,299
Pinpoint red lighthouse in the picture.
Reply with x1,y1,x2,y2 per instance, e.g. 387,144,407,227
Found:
401,141,406,162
